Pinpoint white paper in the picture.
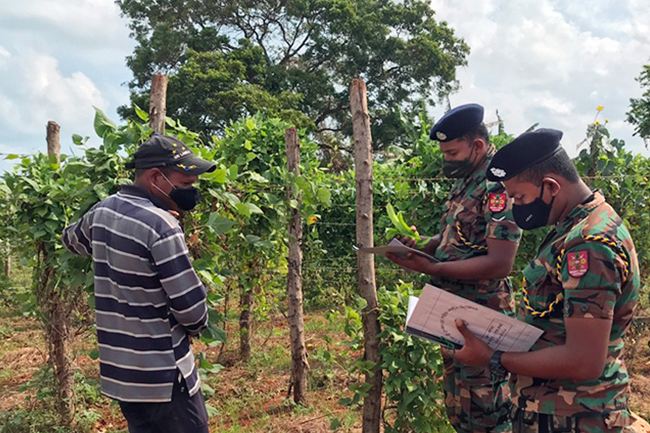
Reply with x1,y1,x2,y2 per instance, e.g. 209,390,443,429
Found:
406,284,543,352
354,238,438,262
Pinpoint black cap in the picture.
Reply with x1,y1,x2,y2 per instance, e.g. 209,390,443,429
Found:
125,134,216,175
486,128,564,181
429,103,484,142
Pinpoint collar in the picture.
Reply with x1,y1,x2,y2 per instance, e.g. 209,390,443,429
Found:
554,190,605,236
119,184,173,212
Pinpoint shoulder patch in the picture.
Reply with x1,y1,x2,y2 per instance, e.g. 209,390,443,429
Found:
567,251,589,278
488,193,506,213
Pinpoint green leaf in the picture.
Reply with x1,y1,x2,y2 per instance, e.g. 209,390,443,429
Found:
244,203,263,215
200,323,227,346
134,104,149,121
228,165,238,180
245,235,261,244
235,203,251,217
212,168,228,184
89,349,99,360
317,188,331,204
4,154,20,160
92,106,117,138
165,117,177,128
205,403,219,418
206,213,236,234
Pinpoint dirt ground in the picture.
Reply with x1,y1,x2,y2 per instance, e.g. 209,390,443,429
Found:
1,309,649,432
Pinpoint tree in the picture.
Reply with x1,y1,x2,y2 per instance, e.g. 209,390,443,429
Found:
627,63,650,146
116,0,470,149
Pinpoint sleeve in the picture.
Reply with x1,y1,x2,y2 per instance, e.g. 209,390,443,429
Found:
482,182,522,244
62,211,94,257
560,242,621,320
150,228,209,335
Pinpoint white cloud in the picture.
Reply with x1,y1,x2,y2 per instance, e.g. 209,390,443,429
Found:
430,0,650,155
0,0,134,163
0,49,107,139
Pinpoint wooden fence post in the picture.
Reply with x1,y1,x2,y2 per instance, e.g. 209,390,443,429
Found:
47,121,61,165
149,73,168,134
44,121,74,425
285,127,309,404
350,78,382,433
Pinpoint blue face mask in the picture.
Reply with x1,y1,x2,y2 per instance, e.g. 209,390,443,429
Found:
512,183,555,230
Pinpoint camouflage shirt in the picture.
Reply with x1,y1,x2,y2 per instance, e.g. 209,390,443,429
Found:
432,151,522,313
513,191,640,419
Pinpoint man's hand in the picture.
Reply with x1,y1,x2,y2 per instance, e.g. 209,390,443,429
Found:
386,250,438,275
448,319,494,367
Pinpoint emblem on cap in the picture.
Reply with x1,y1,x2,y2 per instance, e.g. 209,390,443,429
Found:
490,167,506,178
436,131,447,141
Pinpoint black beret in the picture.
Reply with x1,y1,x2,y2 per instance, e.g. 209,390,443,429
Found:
429,103,484,142
486,128,564,181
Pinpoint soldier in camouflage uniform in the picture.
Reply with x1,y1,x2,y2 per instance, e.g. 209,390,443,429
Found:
452,128,639,433
387,104,522,433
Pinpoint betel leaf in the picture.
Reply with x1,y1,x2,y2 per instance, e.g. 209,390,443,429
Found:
317,188,331,204
92,106,117,138
134,104,149,121
206,212,236,234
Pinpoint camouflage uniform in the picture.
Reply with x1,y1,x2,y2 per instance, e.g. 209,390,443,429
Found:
433,151,522,433
513,191,640,433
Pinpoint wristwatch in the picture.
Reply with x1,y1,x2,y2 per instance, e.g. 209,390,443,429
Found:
489,350,508,381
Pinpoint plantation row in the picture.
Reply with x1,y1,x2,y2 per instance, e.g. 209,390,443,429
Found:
0,106,648,432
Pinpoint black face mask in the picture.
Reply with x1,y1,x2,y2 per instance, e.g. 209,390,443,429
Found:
442,145,476,179
169,186,200,211
512,183,555,230
155,173,201,211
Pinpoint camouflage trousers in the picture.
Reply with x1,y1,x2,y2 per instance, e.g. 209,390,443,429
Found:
511,406,632,433
443,354,512,433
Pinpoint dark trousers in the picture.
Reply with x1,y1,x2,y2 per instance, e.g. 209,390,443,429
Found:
118,374,209,433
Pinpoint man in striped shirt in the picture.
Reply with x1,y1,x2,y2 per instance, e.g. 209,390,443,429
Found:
62,134,215,433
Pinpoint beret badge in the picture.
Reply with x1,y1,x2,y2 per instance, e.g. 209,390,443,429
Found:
490,167,506,178
436,131,447,141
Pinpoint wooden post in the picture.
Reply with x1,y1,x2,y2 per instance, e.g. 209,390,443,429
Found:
285,127,309,404
149,73,168,134
44,122,73,425
350,78,382,433
46,121,61,165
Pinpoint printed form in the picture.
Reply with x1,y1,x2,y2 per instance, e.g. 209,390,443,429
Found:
406,284,543,352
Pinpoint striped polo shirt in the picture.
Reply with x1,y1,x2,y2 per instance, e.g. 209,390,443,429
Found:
62,185,208,402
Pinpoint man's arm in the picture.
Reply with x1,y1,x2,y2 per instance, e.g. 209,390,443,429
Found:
387,237,517,279
151,229,208,336
453,241,622,381
432,238,517,280
62,212,94,257
452,317,611,381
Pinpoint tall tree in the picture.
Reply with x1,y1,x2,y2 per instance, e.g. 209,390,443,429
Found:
117,0,469,149
628,63,650,147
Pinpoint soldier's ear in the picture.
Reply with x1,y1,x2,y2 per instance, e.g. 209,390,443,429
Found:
472,137,487,152
542,177,561,197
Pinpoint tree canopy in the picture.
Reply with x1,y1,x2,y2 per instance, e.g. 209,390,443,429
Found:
117,0,470,148
628,63,650,146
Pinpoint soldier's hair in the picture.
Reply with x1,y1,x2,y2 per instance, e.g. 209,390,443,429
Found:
459,122,490,144
134,166,175,180
515,149,580,185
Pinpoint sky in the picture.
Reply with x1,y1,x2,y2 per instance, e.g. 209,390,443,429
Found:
0,0,649,172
